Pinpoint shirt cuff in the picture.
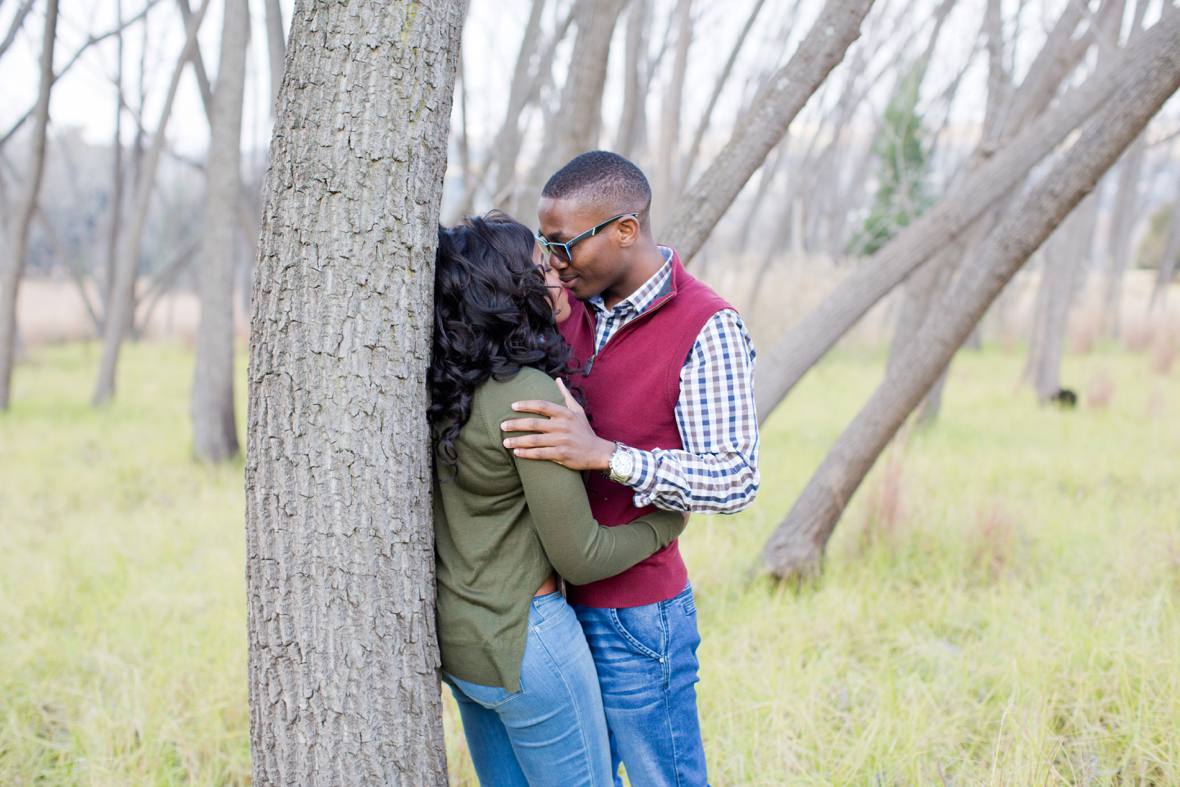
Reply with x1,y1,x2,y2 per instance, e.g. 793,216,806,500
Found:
615,445,657,492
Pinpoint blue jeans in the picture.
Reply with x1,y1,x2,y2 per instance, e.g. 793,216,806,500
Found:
573,582,709,787
447,591,613,786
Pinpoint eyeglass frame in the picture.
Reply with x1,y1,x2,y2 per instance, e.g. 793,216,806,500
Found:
535,211,640,263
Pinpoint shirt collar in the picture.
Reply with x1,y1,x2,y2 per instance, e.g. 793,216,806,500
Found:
588,246,674,316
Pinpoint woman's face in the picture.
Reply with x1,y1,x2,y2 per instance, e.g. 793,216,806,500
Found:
534,243,571,323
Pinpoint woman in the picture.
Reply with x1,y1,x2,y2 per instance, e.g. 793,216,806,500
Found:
429,211,684,786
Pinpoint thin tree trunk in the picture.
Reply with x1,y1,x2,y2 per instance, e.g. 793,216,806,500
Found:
176,0,213,113
1101,133,1146,338
1150,192,1180,310
102,0,126,328
518,0,627,216
664,0,875,265
92,0,210,406
753,14,1169,422
191,0,248,463
614,0,649,158
546,0,628,167
245,0,464,783
679,0,769,187
653,0,693,225
264,0,286,112
1028,218,1085,401
761,8,1180,580
0,0,57,411
483,0,546,210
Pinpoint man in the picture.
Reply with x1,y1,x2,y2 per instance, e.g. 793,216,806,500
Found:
501,150,759,786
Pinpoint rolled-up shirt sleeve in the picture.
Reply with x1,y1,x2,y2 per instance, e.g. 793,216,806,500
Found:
615,309,760,513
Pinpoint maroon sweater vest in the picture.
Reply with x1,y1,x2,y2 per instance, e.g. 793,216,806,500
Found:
560,250,733,608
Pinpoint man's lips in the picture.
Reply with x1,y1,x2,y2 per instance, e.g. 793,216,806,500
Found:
559,275,579,288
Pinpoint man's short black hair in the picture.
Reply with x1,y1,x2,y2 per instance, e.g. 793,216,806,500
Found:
542,151,652,219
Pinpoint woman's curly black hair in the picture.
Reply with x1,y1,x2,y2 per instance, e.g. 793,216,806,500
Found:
428,211,573,472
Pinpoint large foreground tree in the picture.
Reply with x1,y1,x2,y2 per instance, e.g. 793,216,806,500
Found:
245,1,465,784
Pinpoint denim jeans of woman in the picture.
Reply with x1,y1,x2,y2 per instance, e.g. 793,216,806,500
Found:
447,591,613,786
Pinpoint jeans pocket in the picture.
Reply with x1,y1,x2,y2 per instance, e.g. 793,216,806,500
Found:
609,602,667,661
448,673,524,709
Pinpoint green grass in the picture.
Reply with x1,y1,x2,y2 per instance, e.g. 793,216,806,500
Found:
2,340,1178,785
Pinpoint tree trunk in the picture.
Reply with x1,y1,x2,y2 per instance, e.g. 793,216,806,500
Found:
101,0,126,329
244,1,464,783
543,0,627,169
665,0,874,265
614,0,649,159
264,0,286,112
653,0,692,227
761,8,1180,580
752,15,1168,423
679,0,769,187
1027,215,1085,401
92,0,210,406
1150,192,1180,310
484,0,546,209
0,0,57,411
191,0,247,463
1101,133,1146,338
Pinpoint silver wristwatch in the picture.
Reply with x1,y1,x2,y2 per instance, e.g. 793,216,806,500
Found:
607,443,635,484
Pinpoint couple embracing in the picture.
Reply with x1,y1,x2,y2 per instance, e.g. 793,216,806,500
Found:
429,151,759,786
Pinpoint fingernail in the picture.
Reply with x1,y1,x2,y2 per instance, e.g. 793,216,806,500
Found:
502,439,510,447
500,423,508,431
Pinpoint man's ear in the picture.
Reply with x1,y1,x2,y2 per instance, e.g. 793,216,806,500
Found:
616,214,641,248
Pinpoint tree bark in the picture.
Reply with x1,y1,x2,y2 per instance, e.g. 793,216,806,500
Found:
664,0,873,264
761,6,1180,580
0,0,57,411
191,0,248,463
245,1,464,784
753,14,1165,423
92,0,210,406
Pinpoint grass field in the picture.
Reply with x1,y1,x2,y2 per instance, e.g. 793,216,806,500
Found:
2,339,1178,785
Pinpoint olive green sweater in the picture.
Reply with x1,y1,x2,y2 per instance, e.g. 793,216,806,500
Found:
433,368,685,692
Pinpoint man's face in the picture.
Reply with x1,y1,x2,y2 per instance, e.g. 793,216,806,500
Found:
536,196,628,302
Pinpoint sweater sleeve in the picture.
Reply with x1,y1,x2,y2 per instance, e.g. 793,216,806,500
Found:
480,372,687,586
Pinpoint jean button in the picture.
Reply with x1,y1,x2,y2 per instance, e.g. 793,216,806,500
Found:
659,657,665,664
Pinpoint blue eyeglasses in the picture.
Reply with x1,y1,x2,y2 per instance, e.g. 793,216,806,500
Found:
535,212,640,263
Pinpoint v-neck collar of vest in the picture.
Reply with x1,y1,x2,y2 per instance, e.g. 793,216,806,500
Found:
582,248,684,369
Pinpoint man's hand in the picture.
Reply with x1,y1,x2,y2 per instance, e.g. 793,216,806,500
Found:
501,378,616,471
